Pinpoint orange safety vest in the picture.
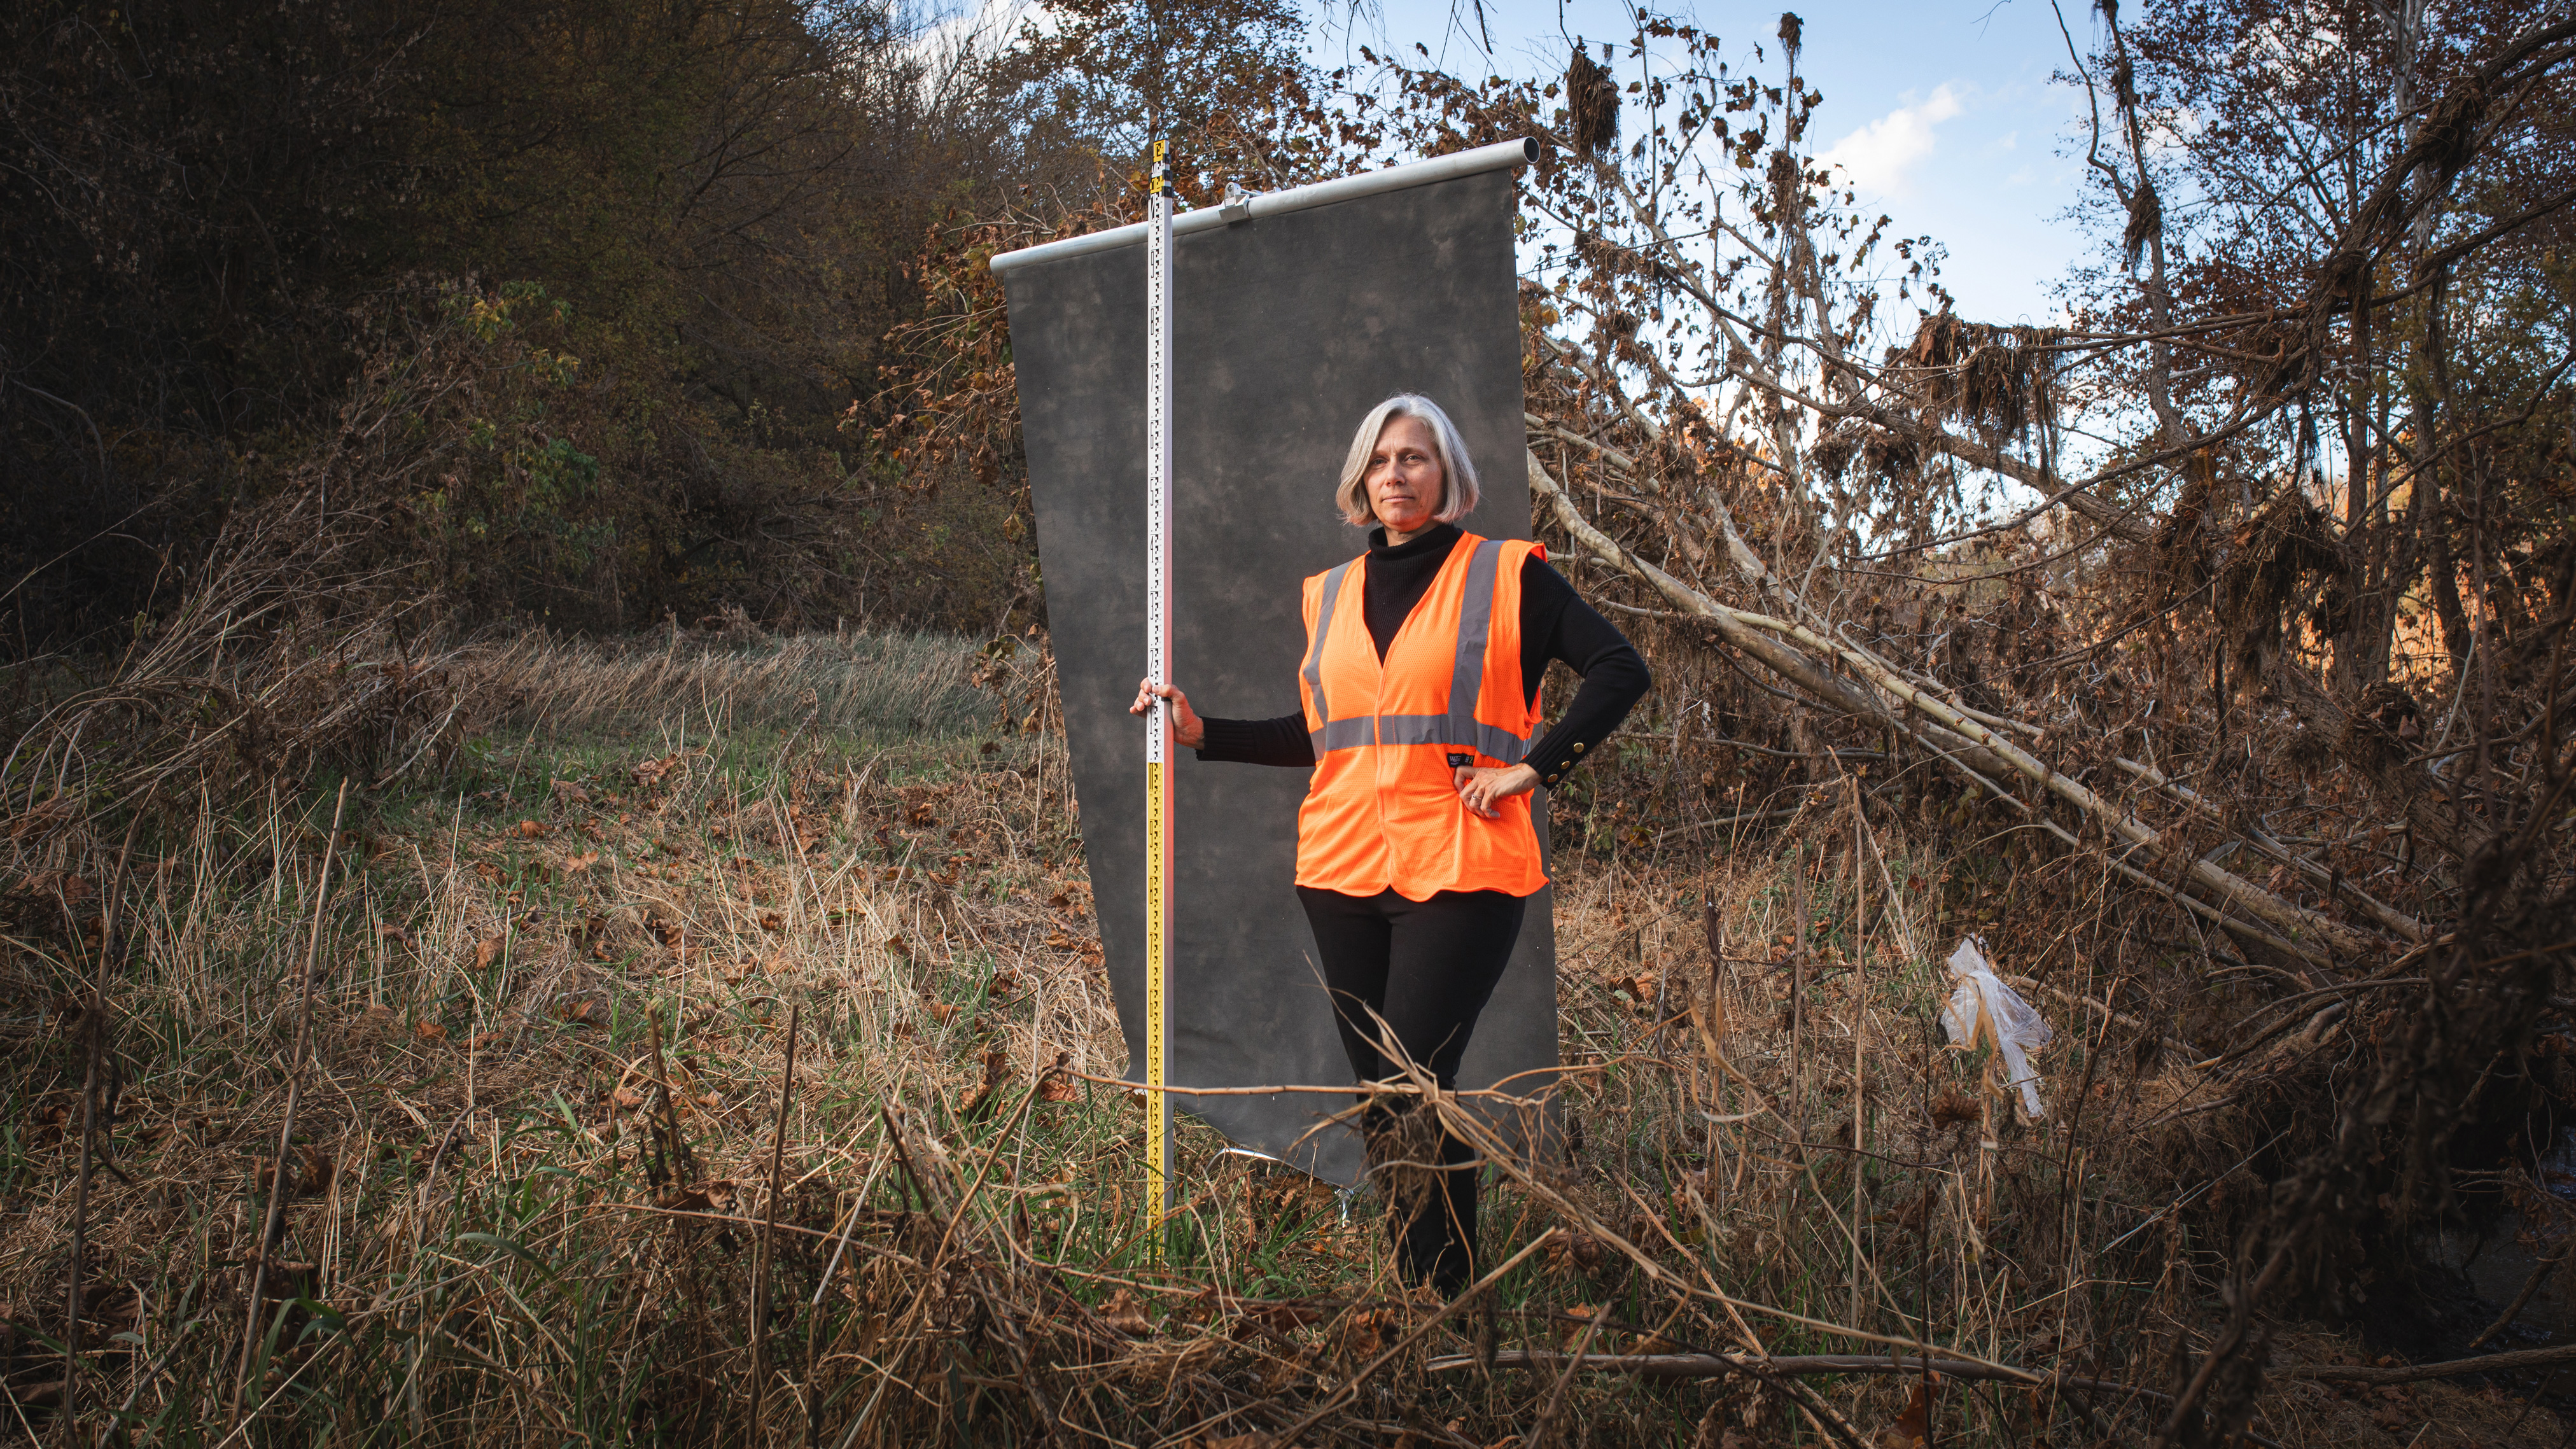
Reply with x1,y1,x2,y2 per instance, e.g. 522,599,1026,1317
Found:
1294,533,1549,900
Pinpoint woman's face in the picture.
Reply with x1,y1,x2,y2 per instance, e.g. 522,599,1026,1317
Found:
1365,415,1445,535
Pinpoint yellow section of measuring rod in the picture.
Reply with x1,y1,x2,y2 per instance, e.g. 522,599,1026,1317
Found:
1143,760,1170,1231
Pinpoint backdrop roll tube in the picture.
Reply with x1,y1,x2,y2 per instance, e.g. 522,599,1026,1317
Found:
1002,153,1557,1184
990,138,1539,275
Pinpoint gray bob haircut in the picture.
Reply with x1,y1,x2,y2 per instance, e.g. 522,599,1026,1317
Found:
1334,394,1481,528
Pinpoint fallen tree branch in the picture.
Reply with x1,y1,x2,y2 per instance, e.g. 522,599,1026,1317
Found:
2280,1340,2576,1386
1526,447,2377,967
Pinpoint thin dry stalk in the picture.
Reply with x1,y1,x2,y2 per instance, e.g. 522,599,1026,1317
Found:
749,1001,800,1441
1523,1305,1604,1449
1790,843,1809,1120
1845,777,1866,1329
64,969,102,1431
643,1011,699,1188
66,797,155,1429
60,801,148,1434
230,777,349,1424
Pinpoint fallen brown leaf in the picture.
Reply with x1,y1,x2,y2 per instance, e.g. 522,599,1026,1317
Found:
1929,1089,1981,1128
1336,1306,1401,1358
1099,1288,1152,1336
1238,1303,1324,1337
662,1179,737,1213
1547,1231,1610,1275
517,819,550,839
1872,1373,1939,1448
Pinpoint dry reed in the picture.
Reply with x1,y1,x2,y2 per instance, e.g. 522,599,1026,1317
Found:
1,632,2563,1447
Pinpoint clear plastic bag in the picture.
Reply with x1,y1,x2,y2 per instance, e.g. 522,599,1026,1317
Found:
1938,936,2054,1119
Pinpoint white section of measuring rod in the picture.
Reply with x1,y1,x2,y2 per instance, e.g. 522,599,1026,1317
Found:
1143,191,1175,766
988,138,1539,274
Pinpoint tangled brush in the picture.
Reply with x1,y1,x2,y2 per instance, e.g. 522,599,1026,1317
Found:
1894,312,2063,448
1567,48,1620,158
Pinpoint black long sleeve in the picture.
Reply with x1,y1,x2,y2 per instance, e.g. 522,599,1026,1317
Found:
1195,527,1649,779
1198,712,1315,766
1515,563,1650,787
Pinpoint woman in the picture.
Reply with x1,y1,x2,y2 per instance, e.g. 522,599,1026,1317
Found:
1131,394,1649,1294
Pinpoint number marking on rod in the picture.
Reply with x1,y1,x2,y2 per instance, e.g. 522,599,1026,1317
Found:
1143,139,1175,1237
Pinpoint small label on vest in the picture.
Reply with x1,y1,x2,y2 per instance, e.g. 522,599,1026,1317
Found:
1446,752,1474,769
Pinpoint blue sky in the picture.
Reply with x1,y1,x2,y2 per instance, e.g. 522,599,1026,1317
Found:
1338,0,2111,325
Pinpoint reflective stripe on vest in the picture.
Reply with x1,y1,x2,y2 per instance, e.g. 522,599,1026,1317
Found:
1300,540,1531,764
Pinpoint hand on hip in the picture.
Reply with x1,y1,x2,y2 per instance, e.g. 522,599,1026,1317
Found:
1452,764,1539,819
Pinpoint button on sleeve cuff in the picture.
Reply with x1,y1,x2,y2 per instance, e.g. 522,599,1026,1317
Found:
1523,731,1595,786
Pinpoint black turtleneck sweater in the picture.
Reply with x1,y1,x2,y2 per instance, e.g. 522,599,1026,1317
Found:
1195,523,1651,786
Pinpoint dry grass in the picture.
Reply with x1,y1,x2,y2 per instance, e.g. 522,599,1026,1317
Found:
466,626,1009,742
1,631,2565,1447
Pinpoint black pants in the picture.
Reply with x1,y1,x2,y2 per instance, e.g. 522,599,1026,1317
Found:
1297,886,1527,1295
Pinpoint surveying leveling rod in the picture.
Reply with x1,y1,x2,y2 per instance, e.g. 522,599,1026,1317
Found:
1142,140,1176,1235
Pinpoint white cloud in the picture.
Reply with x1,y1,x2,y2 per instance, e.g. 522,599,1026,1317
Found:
1821,84,1964,197
916,0,1037,67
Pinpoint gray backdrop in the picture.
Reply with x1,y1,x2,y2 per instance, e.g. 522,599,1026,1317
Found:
1003,165,1553,1185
